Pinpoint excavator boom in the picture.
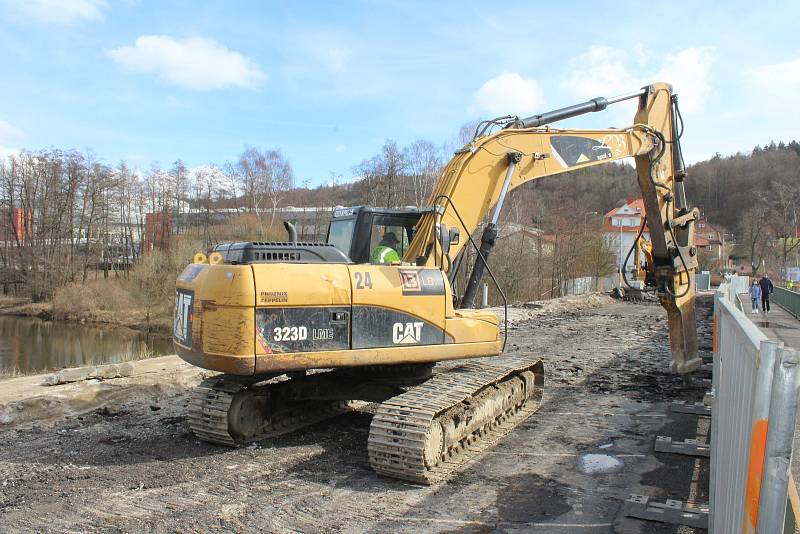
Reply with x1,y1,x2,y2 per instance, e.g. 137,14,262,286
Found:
405,82,700,373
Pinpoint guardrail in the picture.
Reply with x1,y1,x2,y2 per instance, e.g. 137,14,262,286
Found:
711,283,800,533
774,286,800,319
697,271,711,291
718,274,750,312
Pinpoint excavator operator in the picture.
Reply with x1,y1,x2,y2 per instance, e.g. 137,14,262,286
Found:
370,231,400,264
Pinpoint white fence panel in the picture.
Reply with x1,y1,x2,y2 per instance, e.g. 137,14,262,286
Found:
711,286,800,533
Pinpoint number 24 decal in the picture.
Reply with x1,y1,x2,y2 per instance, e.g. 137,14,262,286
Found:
354,272,373,289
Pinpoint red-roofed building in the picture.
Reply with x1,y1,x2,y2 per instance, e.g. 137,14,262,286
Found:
695,217,734,268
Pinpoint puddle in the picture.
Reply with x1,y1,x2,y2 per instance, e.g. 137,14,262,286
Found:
576,453,624,474
754,321,797,329
496,474,571,522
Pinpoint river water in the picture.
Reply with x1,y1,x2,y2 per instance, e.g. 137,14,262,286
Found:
0,315,174,375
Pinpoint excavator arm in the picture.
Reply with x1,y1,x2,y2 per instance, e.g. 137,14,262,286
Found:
404,82,701,373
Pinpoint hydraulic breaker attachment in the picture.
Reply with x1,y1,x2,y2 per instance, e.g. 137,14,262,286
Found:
662,273,701,373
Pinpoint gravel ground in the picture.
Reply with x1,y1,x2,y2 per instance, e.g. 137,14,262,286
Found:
0,296,713,533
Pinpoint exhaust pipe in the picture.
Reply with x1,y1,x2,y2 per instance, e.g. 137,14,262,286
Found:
283,220,298,244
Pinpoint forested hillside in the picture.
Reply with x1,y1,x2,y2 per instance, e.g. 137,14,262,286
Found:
0,136,796,310
293,139,800,239
496,140,800,232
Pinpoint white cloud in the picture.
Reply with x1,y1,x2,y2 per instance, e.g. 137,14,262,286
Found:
746,56,800,114
320,46,351,74
563,45,715,115
335,144,346,152
284,37,353,83
0,121,24,145
749,56,800,88
0,120,24,161
565,46,638,97
108,35,266,91
1,0,107,24
633,43,649,67
656,48,715,114
724,55,800,125
469,73,545,117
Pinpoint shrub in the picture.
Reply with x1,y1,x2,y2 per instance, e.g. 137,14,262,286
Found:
51,280,135,320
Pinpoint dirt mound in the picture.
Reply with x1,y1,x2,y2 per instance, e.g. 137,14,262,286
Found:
488,292,616,327
0,355,205,430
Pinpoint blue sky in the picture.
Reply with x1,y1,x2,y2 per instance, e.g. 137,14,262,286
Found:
0,0,798,186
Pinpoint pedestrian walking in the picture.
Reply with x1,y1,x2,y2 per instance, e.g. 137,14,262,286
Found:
749,280,762,313
759,274,774,313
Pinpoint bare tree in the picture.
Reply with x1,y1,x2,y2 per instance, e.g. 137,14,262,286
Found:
404,140,442,206
355,140,407,207
766,183,800,281
579,231,616,290
458,120,481,145
170,159,189,235
738,203,770,276
236,147,294,233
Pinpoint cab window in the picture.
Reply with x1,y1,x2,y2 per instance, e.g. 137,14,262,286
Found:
327,218,355,255
370,216,415,258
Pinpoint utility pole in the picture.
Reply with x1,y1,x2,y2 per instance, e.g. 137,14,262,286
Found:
618,221,623,289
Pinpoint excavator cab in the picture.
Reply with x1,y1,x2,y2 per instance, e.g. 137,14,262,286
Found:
326,205,422,263
207,205,423,266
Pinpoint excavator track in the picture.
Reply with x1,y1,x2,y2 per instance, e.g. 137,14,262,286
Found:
367,356,544,484
188,375,352,447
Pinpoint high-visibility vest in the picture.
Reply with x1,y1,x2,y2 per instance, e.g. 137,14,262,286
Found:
371,246,400,264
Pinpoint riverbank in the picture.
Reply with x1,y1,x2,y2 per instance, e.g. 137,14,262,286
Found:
0,296,51,319
0,295,172,334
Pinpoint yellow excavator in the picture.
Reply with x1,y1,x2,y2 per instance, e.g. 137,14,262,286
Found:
174,82,700,484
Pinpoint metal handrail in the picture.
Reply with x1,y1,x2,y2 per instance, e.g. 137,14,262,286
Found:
774,287,800,320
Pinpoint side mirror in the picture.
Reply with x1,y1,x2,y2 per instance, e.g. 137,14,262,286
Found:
449,227,460,246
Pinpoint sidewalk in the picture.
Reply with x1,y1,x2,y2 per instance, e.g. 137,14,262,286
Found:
738,293,800,350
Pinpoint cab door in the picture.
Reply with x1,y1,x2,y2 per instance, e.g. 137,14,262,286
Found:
349,265,447,349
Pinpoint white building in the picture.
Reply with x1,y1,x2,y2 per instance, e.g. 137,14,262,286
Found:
602,198,650,275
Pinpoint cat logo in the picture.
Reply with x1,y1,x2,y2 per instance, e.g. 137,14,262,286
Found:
174,290,193,347
392,321,423,344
